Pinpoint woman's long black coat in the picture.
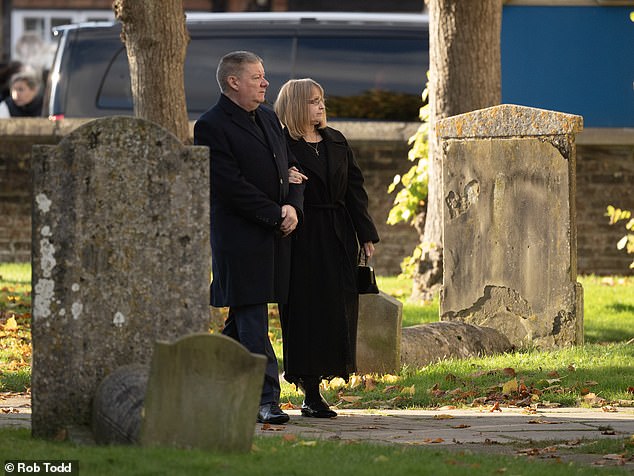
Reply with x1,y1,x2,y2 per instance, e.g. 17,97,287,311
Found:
280,126,379,383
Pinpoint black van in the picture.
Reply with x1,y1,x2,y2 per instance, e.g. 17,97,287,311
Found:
44,12,429,121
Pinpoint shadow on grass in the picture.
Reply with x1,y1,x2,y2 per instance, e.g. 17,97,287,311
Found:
607,302,634,313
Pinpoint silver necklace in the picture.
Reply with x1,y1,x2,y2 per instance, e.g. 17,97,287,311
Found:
305,141,320,156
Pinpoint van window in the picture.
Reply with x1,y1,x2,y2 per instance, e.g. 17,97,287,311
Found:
97,48,132,109
184,36,294,115
97,36,295,117
295,36,428,120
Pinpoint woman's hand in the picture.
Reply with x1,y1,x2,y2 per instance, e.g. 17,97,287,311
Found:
363,242,375,259
288,166,308,184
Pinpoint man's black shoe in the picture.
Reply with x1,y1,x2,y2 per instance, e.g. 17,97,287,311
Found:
257,402,290,424
301,399,337,418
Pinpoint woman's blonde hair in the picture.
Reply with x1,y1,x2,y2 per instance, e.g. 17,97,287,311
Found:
274,78,327,140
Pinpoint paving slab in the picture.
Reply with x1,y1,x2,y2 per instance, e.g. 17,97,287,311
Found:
256,407,634,447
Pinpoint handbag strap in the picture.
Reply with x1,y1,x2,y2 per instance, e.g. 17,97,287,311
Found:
358,247,369,266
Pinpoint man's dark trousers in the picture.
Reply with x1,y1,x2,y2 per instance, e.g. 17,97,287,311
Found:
222,304,280,404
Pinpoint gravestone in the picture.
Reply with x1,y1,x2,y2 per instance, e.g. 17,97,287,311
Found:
357,292,402,374
31,117,211,438
92,364,149,445
401,322,512,368
140,334,266,453
437,104,584,349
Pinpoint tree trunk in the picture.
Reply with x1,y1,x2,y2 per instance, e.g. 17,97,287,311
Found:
113,0,190,143
413,0,502,301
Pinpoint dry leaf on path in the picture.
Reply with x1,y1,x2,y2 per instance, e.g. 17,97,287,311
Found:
422,437,444,444
433,414,454,420
261,423,285,431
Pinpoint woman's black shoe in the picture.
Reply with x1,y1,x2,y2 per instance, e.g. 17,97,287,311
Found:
301,399,337,418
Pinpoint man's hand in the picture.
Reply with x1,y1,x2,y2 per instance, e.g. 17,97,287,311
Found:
280,204,298,237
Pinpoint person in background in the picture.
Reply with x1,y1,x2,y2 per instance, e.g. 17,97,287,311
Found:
193,51,304,425
275,78,379,418
0,68,43,118
0,61,24,102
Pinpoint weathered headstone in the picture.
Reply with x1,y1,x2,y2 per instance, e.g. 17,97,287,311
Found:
140,334,266,453
437,104,584,349
357,292,402,374
31,117,211,438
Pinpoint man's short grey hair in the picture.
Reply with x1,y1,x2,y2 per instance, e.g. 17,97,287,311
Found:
216,51,263,93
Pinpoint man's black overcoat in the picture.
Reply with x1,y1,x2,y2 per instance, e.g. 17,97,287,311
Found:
194,94,304,307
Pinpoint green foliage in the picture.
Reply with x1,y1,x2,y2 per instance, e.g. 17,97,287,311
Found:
386,79,431,279
606,205,634,269
386,82,430,227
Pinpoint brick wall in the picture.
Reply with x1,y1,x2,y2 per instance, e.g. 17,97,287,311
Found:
1,119,632,276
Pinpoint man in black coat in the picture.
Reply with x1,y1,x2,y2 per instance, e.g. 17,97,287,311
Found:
194,51,304,424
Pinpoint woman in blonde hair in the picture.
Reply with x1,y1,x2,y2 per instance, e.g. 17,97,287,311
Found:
275,78,379,418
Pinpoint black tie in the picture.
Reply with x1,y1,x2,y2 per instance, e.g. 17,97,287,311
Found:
249,110,265,139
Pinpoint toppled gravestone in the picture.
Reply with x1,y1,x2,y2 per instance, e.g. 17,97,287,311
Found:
401,322,512,368
437,105,584,349
140,334,266,453
92,364,149,445
30,117,211,438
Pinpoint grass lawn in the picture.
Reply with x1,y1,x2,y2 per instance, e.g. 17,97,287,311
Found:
1,428,632,476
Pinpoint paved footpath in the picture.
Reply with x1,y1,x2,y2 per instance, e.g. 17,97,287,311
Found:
3,393,633,467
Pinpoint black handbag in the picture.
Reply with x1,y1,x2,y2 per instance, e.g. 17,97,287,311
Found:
357,249,379,294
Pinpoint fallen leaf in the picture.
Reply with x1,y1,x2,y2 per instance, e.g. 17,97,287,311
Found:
433,414,454,420
601,405,618,413
547,371,560,378
438,405,457,410
282,434,297,442
381,374,400,384
451,424,471,429
502,367,516,377
584,393,608,406
600,454,626,460
294,440,317,447
383,385,401,394
349,375,363,389
364,377,377,391
340,395,361,403
422,437,444,444
567,364,576,372
627,387,634,394
3,316,18,331
280,401,298,410
401,385,415,396
373,455,389,463
489,402,502,412
502,378,518,395
261,423,285,431
328,377,347,389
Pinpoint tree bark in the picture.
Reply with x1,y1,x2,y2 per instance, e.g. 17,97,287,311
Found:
113,0,190,143
413,0,502,301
